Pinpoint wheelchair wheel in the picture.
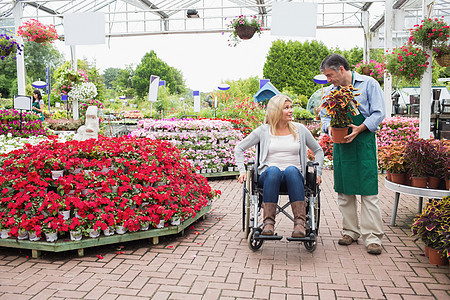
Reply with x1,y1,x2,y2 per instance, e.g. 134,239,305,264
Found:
304,240,317,252
248,228,263,251
304,191,321,252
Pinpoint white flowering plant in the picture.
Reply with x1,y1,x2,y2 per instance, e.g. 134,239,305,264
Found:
68,82,98,100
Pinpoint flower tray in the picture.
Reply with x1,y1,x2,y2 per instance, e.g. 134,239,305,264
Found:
203,170,239,179
0,205,211,258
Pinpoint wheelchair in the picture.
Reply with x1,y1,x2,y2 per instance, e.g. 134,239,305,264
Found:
242,149,321,252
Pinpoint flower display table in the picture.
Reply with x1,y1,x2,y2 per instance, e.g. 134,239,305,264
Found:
384,178,450,226
0,205,210,258
131,118,254,178
0,136,219,255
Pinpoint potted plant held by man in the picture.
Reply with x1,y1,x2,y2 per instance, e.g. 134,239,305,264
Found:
320,85,361,143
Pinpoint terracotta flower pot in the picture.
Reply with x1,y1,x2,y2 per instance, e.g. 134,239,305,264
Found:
411,176,427,188
329,127,348,144
362,66,371,75
424,245,429,258
405,172,412,186
386,171,392,181
428,247,448,266
390,173,406,185
428,176,440,189
34,37,46,43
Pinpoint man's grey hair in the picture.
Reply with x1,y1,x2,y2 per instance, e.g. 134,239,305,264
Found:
320,54,351,73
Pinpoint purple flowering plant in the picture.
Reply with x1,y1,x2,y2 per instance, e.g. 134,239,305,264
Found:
0,34,23,61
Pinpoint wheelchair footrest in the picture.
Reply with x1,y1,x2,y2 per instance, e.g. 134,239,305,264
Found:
254,231,283,240
286,234,316,242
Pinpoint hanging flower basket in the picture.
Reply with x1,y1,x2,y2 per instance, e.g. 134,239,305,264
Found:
384,44,429,83
353,60,386,86
409,17,450,48
227,15,262,47
436,54,450,67
235,26,257,40
17,19,59,44
0,34,23,61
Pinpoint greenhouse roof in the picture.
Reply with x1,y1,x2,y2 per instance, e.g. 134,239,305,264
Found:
0,0,447,39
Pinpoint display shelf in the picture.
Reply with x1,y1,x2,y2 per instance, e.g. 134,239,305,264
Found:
0,205,211,258
384,178,450,226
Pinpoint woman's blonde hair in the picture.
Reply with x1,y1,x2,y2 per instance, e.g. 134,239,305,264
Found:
264,94,297,140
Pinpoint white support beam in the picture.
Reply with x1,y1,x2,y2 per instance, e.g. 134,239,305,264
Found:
418,0,434,139
14,1,26,96
384,0,393,117
71,45,79,120
362,10,370,62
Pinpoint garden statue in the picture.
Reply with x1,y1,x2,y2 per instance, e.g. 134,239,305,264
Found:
74,106,99,141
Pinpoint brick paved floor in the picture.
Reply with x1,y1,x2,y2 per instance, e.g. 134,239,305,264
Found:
0,170,448,299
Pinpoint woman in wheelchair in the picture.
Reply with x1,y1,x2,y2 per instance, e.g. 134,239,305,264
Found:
235,95,324,238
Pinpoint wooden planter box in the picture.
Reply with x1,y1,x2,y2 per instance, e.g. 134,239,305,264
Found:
0,205,211,258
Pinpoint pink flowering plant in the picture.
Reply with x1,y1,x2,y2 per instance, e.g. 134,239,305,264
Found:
353,60,385,85
376,116,420,147
17,19,58,44
53,66,89,96
227,15,263,47
384,44,429,83
80,99,103,117
409,17,450,48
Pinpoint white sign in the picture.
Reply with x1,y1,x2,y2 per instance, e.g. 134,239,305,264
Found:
193,91,200,112
148,75,160,102
13,95,32,111
271,2,317,37
55,102,61,108
64,12,105,45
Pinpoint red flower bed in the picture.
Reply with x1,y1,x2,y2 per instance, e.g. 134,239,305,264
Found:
0,136,219,239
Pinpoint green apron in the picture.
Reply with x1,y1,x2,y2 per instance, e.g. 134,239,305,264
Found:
32,101,44,121
332,109,378,195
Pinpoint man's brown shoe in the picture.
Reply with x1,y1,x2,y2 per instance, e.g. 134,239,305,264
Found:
338,235,356,245
367,243,382,255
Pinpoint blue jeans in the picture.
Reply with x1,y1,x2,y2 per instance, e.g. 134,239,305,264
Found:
258,166,305,204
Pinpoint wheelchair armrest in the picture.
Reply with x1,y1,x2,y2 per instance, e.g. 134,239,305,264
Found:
246,160,254,170
306,161,319,196
307,161,319,167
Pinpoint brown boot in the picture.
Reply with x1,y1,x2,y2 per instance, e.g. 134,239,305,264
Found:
291,201,306,238
261,202,276,235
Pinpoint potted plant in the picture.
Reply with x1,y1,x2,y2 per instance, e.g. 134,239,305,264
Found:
379,141,407,184
0,34,23,61
384,44,429,83
408,17,450,48
411,196,450,266
17,19,59,44
42,215,68,242
353,60,385,85
227,15,263,47
404,139,431,188
320,85,361,143
427,139,449,189
434,43,450,67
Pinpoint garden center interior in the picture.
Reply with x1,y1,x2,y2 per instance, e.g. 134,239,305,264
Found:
0,1,449,299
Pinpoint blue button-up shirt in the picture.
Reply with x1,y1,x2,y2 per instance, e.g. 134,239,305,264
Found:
320,72,386,133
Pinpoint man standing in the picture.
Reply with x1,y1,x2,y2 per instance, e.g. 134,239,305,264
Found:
320,54,386,255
